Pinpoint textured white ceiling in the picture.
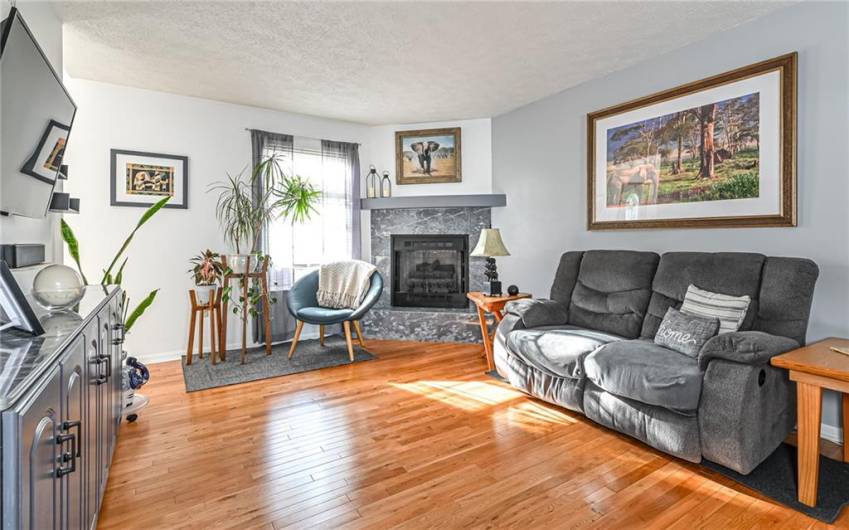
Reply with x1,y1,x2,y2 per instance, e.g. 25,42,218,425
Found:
55,1,791,125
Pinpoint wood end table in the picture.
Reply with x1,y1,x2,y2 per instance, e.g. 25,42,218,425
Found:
467,291,531,371
771,337,849,507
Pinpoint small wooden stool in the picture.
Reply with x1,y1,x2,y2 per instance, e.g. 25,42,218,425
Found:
186,288,223,365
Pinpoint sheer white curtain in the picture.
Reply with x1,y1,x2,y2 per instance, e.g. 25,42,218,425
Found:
266,137,356,290
253,132,360,342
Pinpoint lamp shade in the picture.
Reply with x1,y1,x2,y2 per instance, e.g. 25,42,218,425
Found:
471,228,510,257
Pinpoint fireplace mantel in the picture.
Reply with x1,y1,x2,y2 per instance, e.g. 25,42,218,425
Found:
360,193,506,210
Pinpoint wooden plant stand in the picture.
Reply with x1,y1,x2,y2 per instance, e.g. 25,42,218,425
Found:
186,287,223,365
220,255,273,364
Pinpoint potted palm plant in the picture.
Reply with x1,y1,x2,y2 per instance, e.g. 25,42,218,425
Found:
210,155,319,274
189,249,225,304
209,155,320,317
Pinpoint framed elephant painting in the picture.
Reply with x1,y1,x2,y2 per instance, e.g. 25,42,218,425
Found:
587,53,796,230
395,127,461,184
110,149,188,208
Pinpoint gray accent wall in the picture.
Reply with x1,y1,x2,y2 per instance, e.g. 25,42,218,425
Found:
492,2,849,433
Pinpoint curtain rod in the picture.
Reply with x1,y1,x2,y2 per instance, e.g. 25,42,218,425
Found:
244,128,360,146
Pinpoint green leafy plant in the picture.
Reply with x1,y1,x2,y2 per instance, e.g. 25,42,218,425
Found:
188,249,226,286
273,174,320,224
61,196,170,332
209,155,319,318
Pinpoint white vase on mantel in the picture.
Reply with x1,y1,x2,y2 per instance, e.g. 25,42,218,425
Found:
228,254,250,275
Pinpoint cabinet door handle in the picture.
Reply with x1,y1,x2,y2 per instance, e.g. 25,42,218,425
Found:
62,420,82,457
56,432,77,477
113,322,125,344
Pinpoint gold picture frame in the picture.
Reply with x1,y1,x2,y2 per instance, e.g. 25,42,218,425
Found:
395,127,462,185
587,53,796,230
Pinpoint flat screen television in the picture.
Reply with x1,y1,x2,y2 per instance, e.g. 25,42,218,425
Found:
0,7,77,218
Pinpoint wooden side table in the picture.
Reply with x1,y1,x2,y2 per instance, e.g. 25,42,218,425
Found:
771,337,849,507
467,291,531,371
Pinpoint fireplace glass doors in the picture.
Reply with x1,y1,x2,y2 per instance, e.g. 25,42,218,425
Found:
391,234,469,309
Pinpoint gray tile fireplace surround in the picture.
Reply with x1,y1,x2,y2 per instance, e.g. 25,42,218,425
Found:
361,206,490,343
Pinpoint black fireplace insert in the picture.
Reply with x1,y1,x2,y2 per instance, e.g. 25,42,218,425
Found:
391,234,469,309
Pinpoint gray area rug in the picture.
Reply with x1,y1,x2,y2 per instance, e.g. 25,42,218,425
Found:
704,443,849,523
181,336,374,392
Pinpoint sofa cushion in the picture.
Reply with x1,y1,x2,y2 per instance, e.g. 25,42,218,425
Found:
506,325,623,379
550,251,584,305
567,250,659,339
680,284,750,335
654,307,719,358
584,340,703,412
753,257,819,345
641,252,765,339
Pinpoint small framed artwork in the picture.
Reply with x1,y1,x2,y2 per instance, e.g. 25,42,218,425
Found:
587,53,796,230
395,127,461,185
21,119,70,185
110,149,188,209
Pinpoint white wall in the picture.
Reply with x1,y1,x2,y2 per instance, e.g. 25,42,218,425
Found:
492,2,849,436
0,0,64,284
363,118,492,196
63,77,369,362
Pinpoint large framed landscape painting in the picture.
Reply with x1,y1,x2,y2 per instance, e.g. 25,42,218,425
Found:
396,127,461,185
588,53,796,230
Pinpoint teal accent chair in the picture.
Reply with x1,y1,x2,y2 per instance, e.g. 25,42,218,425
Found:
285,270,383,361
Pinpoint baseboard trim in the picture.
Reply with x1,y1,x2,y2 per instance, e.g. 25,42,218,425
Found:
822,423,843,445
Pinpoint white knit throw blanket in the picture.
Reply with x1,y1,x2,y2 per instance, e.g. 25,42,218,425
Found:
317,260,377,309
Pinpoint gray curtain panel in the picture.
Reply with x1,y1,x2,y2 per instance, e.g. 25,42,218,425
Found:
321,139,362,260
250,129,296,343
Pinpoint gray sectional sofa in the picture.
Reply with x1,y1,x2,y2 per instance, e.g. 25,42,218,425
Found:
493,250,819,474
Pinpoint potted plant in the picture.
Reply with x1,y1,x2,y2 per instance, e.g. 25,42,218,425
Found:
189,249,225,305
209,155,319,274
209,170,264,274
209,155,320,320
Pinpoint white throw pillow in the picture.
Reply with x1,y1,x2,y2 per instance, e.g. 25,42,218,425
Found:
680,284,751,335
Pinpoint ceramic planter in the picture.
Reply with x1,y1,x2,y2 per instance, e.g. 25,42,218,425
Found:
195,284,215,305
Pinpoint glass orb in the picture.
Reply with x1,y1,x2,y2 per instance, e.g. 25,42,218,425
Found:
32,264,85,310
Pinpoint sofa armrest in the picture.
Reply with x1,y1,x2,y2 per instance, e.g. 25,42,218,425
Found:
698,359,794,474
697,331,799,371
504,298,569,329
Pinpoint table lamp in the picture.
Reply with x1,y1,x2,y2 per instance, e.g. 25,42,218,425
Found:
471,228,510,296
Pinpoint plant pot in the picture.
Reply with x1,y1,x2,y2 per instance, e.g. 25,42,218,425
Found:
195,284,215,305
228,254,250,275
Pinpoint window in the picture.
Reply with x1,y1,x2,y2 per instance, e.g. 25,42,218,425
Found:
265,137,354,290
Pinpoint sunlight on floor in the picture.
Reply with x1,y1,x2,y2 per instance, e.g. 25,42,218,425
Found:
496,400,577,429
390,380,578,429
390,380,526,411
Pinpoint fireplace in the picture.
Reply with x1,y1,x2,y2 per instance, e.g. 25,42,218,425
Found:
391,234,469,309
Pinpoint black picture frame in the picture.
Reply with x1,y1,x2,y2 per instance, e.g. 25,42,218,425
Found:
0,261,44,336
110,149,189,209
20,119,70,185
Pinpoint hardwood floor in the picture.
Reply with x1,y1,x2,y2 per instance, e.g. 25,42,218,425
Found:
99,340,848,529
